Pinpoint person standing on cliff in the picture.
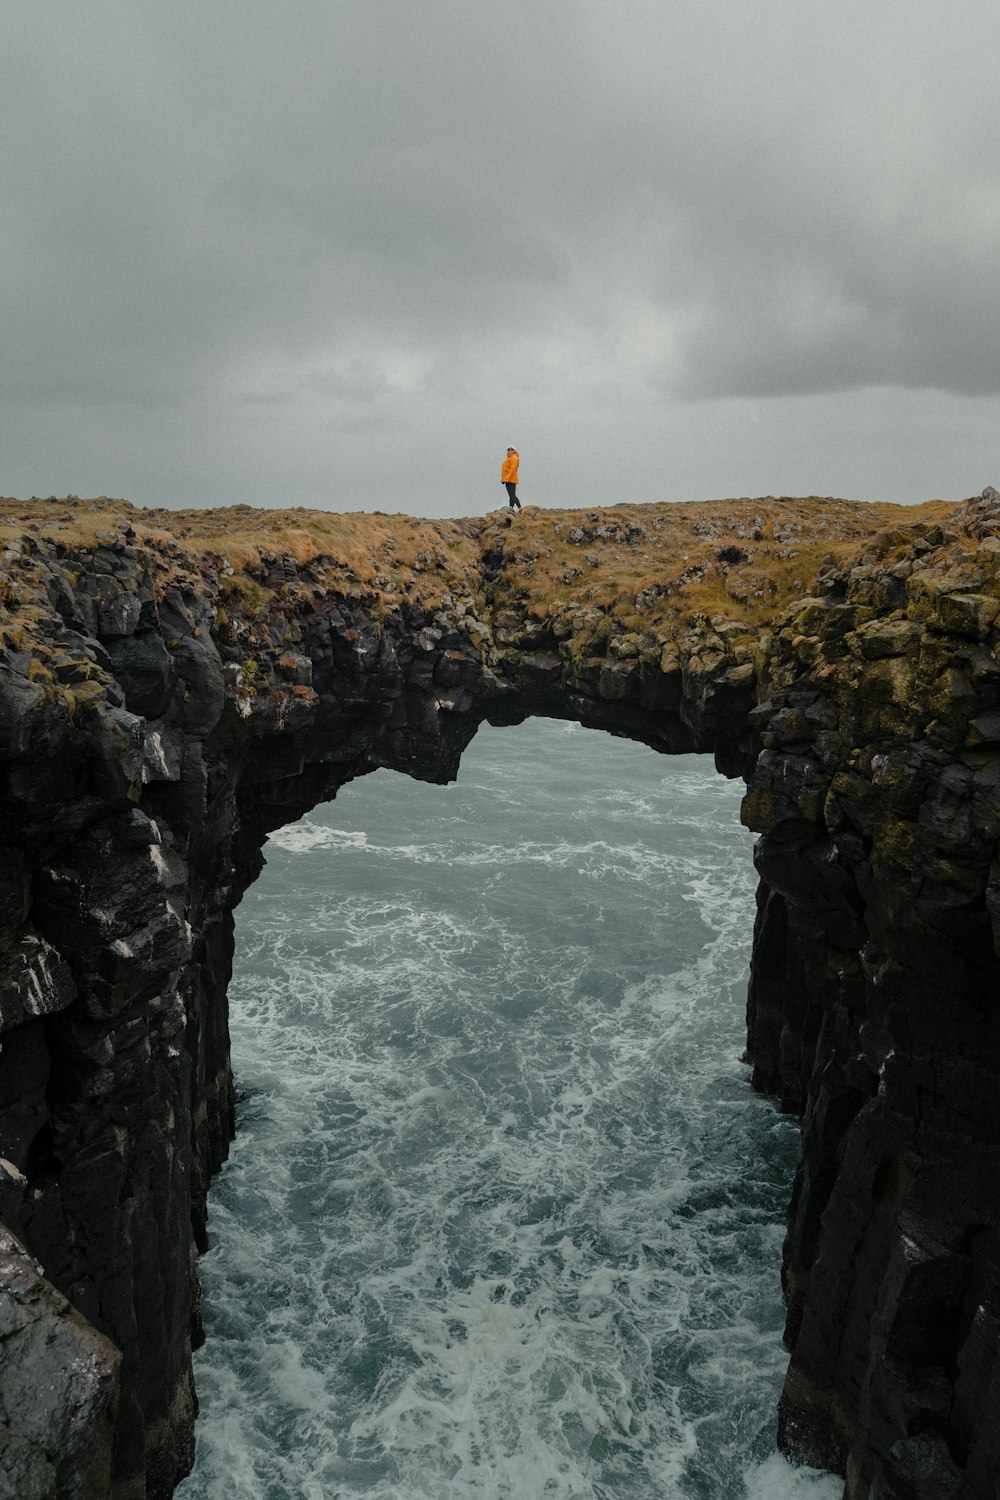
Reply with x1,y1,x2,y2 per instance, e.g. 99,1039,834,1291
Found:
501,447,522,510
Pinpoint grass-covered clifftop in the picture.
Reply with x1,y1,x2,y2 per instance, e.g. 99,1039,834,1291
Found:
0,491,957,672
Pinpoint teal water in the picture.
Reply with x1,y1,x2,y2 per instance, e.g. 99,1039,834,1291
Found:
178,719,839,1500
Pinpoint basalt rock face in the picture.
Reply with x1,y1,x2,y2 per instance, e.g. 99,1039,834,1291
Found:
0,495,998,1498
0,1226,119,1500
743,493,1000,1500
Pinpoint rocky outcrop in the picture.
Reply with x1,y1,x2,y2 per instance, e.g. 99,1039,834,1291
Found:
1,491,998,1497
743,493,1000,1499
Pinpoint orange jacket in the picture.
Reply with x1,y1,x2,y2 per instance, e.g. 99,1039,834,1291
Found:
501,451,519,483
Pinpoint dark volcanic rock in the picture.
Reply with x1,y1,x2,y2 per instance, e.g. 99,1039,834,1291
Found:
742,493,1000,1499
1,494,1000,1497
0,1225,120,1500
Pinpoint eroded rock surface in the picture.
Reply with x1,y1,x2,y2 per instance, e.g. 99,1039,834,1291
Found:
1,491,998,1497
0,1226,119,1500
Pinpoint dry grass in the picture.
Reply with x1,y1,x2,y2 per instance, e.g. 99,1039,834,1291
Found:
479,496,959,643
0,493,963,659
0,495,485,615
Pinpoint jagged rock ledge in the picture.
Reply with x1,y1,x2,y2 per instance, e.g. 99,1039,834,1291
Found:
1,491,998,1499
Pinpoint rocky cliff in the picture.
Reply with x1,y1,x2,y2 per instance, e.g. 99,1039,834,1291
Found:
0,490,998,1499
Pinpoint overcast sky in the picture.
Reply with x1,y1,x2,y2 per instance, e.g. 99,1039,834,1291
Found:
3,1,999,515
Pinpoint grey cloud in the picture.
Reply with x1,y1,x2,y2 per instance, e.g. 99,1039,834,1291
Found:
211,145,566,322
308,358,391,404
565,0,1000,398
1,0,998,510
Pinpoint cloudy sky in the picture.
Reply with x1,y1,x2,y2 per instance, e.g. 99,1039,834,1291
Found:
3,1,998,515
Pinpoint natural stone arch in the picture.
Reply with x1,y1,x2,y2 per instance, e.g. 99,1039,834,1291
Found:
2,492,1000,1498
0,557,761,1499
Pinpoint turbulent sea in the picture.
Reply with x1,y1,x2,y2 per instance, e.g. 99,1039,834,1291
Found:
178,719,840,1500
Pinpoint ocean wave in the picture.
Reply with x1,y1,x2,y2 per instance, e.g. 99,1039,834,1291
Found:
180,725,820,1500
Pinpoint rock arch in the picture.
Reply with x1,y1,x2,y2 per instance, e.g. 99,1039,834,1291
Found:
2,496,999,1498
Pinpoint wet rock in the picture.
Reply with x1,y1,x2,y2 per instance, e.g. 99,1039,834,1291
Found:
0,1225,120,1500
0,931,76,1034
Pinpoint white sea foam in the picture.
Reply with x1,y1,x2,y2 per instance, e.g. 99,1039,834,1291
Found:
180,723,834,1500
269,823,369,853
744,1454,841,1498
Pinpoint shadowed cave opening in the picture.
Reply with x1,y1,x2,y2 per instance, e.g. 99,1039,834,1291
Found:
178,719,839,1500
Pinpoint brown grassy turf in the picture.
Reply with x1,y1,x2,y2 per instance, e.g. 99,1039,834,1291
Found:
0,493,960,648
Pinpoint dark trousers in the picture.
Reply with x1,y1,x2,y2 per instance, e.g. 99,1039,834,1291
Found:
505,483,521,509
